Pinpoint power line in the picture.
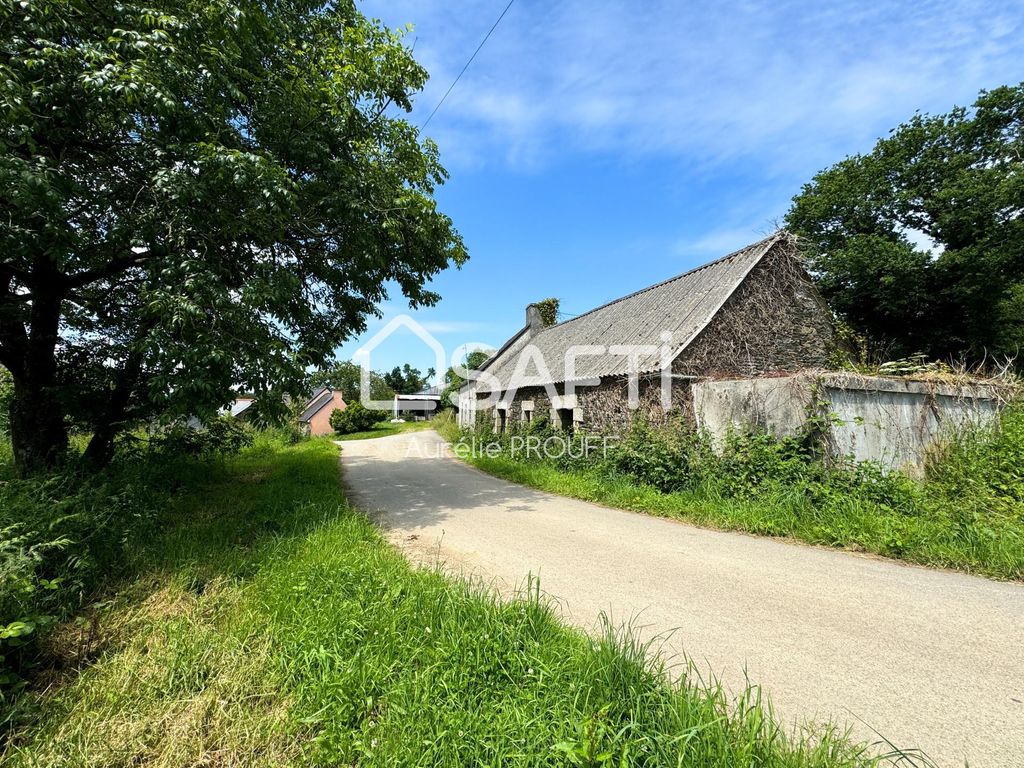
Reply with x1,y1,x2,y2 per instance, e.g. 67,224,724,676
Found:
420,0,517,130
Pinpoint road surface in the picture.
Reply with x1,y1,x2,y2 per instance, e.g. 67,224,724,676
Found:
339,430,1024,767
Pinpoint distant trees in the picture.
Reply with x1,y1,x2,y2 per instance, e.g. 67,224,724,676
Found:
0,1,465,475
307,360,444,404
384,364,435,395
786,83,1024,364
308,362,394,403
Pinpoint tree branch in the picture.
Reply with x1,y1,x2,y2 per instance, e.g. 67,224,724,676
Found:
63,252,149,288
0,262,33,287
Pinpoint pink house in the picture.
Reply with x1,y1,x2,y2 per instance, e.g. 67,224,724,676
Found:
298,386,346,436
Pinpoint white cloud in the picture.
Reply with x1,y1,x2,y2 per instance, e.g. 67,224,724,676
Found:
362,0,1023,173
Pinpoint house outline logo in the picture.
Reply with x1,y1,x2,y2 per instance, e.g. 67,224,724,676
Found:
352,314,447,410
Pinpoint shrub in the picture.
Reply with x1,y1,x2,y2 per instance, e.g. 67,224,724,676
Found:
262,422,308,446
605,419,706,492
925,402,1024,518
0,417,265,708
463,416,925,518
329,402,386,435
150,416,255,457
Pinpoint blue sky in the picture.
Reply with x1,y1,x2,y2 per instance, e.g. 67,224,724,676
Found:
337,0,1024,380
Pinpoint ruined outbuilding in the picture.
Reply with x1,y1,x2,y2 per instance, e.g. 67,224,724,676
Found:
459,232,834,432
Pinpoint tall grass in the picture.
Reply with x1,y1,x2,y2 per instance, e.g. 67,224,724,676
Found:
0,417,259,711
2,439,879,766
446,405,1024,580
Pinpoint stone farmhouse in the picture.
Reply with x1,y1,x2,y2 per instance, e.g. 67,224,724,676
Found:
457,232,834,433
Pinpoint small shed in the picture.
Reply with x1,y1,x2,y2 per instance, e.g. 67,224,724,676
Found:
393,386,442,420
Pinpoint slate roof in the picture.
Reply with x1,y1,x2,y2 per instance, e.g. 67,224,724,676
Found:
481,233,788,387
298,386,335,422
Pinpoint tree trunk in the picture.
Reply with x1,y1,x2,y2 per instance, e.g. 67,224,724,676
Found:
82,349,144,470
81,418,117,471
7,276,69,477
9,379,69,477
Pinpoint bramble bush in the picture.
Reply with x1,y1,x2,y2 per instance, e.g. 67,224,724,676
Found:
0,463,162,716
602,418,922,513
329,402,386,435
148,416,255,457
462,415,921,511
926,402,1024,516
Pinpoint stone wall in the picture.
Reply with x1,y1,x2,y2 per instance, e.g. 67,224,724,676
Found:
674,246,833,378
575,375,693,433
467,245,835,436
478,376,693,434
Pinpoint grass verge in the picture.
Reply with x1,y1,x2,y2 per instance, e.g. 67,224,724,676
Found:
3,438,880,766
333,419,436,441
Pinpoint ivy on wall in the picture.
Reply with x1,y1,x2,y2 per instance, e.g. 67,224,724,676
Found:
533,298,560,327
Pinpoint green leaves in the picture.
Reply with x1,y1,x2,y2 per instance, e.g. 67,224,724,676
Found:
308,361,394,402
1,0,466,472
330,401,386,435
786,83,1024,363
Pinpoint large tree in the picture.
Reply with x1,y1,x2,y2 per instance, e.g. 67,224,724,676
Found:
0,0,466,474
786,83,1024,363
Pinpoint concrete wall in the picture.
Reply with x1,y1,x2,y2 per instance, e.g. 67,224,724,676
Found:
693,372,1008,474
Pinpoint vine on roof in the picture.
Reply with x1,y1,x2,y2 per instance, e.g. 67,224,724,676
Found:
534,298,559,327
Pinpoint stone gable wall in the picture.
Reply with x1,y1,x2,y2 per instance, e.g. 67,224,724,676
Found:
673,246,833,378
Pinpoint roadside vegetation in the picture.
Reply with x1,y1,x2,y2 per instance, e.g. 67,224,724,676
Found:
329,401,389,435
441,403,1024,581
332,418,436,441
0,431,886,766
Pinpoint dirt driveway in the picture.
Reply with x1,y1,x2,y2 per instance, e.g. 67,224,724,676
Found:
340,430,1024,767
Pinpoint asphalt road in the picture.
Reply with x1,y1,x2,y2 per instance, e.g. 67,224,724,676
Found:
339,430,1024,767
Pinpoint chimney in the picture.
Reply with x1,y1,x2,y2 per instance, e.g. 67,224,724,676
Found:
526,303,544,331
526,298,559,330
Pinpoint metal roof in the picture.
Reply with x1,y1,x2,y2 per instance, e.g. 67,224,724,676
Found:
228,398,256,417
396,386,442,400
483,233,787,387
